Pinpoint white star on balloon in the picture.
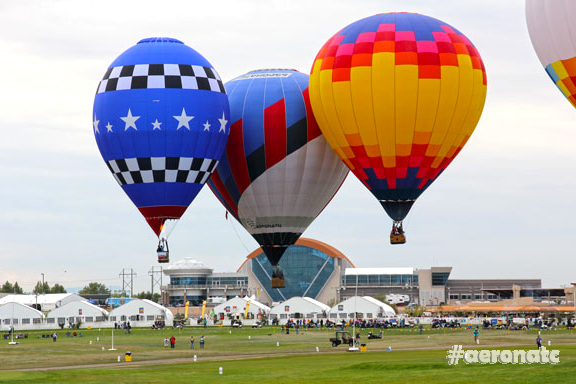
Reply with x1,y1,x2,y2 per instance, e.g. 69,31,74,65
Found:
203,120,211,132
173,108,194,130
93,115,100,134
121,108,140,131
218,112,228,133
151,119,162,130
106,122,113,133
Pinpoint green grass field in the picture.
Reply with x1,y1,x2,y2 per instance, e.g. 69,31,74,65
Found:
1,326,575,383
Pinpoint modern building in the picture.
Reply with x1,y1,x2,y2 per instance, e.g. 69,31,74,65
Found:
269,297,330,324
109,299,174,327
162,257,248,306
340,267,419,304
161,239,566,309
46,301,109,328
328,296,395,320
343,266,449,306
0,302,44,330
417,267,452,306
339,267,553,306
238,238,354,306
446,279,542,303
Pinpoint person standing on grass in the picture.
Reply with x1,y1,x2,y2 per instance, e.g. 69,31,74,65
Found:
200,335,205,349
473,327,480,344
537,335,542,349
164,337,169,347
52,332,57,342
170,335,176,348
190,335,195,349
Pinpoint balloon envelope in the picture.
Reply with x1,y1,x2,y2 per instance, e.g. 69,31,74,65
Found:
93,37,230,238
526,0,576,110
207,69,348,265
309,13,487,223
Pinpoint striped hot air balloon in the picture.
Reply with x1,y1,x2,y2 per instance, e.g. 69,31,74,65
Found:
309,13,487,244
207,69,348,287
526,0,576,110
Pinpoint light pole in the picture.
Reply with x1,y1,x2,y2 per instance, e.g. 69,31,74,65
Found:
41,273,45,294
348,274,359,352
8,286,18,345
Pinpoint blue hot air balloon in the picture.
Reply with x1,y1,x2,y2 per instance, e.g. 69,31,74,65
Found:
92,37,230,262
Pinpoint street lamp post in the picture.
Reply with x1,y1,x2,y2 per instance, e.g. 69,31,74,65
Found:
8,286,18,345
41,273,45,294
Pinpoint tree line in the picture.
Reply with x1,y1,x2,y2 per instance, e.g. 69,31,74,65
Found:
2,280,160,303
1,281,67,294
78,282,160,303
1,281,24,293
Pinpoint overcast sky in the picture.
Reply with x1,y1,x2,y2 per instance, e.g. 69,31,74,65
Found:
0,0,574,293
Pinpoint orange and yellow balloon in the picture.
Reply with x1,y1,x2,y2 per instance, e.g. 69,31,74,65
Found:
309,12,487,240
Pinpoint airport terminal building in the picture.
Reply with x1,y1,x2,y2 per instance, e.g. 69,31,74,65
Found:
161,238,567,307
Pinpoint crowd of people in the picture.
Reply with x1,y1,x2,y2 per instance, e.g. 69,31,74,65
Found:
273,317,414,331
432,318,461,328
114,321,132,334
151,320,166,330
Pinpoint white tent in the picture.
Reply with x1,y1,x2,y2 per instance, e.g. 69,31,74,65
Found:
328,296,395,320
0,302,44,330
270,297,330,324
0,293,84,311
47,301,109,329
109,299,173,327
213,296,270,321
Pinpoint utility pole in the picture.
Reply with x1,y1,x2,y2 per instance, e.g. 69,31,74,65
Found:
119,269,137,297
148,266,163,295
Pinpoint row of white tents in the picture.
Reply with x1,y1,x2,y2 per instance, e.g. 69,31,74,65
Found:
0,293,87,311
0,293,394,330
210,296,396,325
0,298,174,331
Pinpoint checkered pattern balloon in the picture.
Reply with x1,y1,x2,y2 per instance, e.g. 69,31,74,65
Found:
309,13,487,221
92,37,230,236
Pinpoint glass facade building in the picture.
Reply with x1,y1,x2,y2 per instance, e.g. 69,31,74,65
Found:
243,239,353,303
169,276,248,287
252,245,336,302
342,274,418,287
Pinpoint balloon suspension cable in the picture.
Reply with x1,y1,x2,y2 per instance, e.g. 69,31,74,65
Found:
228,214,251,253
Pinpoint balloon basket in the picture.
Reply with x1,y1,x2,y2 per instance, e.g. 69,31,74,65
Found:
271,277,285,289
390,234,406,245
157,252,169,263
